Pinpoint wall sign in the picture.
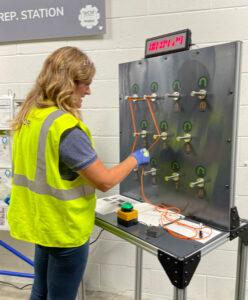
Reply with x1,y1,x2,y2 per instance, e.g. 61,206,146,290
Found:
0,0,106,43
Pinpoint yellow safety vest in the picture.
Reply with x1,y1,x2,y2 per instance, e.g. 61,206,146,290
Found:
8,106,96,247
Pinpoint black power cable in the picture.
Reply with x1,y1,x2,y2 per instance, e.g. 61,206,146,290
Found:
0,230,104,291
0,280,32,290
90,229,104,245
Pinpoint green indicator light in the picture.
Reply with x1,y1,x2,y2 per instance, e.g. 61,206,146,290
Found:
151,158,158,167
150,82,158,93
143,149,149,157
140,120,148,130
171,161,180,171
172,80,181,91
198,76,208,88
195,166,207,177
121,202,133,212
132,83,139,94
183,121,192,133
160,121,168,131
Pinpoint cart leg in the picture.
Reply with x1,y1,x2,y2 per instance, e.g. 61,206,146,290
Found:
173,287,187,300
135,246,143,300
235,237,248,300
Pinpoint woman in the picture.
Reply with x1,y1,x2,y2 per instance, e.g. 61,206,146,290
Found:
8,46,149,300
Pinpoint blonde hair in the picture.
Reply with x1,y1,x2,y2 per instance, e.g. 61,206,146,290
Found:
11,46,96,130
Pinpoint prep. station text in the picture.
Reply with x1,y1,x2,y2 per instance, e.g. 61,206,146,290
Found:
0,7,64,22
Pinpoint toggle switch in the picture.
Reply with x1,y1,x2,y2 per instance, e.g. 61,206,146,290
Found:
164,172,180,182
189,178,206,198
133,167,139,180
189,178,205,188
190,89,207,100
144,167,158,185
125,94,145,102
133,130,148,138
176,133,192,143
144,93,157,102
153,131,168,141
165,91,180,101
144,168,158,176
140,130,148,138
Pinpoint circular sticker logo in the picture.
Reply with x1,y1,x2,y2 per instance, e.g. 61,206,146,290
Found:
132,83,139,94
171,161,180,172
172,80,181,91
183,121,192,133
140,120,148,130
78,5,100,29
195,165,206,178
150,158,158,168
150,82,158,93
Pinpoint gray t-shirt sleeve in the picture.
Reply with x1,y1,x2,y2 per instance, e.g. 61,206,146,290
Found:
59,127,97,172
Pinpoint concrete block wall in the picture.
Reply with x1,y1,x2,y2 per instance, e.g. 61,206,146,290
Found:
0,0,248,299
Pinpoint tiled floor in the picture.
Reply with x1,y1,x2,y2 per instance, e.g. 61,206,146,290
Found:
0,285,134,300
0,285,168,300
0,284,31,300
86,291,133,299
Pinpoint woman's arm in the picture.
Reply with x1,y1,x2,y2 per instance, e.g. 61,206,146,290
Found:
77,156,137,192
77,148,150,192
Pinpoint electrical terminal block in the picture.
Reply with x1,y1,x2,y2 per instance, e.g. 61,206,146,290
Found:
146,225,163,238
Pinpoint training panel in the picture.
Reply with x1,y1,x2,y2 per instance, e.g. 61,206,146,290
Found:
119,42,241,230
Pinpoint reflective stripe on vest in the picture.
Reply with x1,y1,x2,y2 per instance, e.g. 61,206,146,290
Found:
13,110,95,200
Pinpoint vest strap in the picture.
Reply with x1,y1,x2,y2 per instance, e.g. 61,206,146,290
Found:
13,174,95,200
35,110,65,179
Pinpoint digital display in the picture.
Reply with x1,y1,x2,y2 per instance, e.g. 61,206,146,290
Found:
145,29,191,58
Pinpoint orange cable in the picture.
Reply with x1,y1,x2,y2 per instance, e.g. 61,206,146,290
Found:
127,97,146,101
146,97,160,134
128,100,138,152
128,94,212,240
145,97,161,151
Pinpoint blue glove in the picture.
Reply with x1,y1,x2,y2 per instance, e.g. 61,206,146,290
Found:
132,148,150,166
4,195,10,205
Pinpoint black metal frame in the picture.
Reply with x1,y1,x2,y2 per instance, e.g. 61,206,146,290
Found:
158,250,201,289
95,207,248,300
230,207,248,244
156,206,248,291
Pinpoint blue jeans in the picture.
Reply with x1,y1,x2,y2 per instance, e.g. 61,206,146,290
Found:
30,242,89,300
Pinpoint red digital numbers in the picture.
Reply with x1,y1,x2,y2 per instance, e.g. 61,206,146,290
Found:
175,35,184,44
148,41,158,51
148,35,185,52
